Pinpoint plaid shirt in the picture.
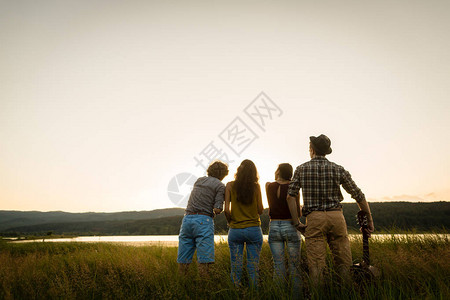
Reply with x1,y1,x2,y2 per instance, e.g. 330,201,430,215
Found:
288,156,365,216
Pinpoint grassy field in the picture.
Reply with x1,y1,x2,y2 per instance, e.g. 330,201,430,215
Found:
0,234,448,299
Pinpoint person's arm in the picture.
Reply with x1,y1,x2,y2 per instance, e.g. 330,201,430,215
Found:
265,182,271,215
287,194,306,230
287,166,301,199
256,184,263,215
287,167,301,223
340,167,374,235
357,199,374,236
213,183,225,215
224,182,232,223
287,195,299,224
296,194,301,217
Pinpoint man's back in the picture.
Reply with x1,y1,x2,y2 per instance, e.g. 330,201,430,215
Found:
289,156,365,216
186,176,225,217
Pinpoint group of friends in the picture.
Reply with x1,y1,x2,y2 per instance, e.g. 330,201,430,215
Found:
176,134,375,290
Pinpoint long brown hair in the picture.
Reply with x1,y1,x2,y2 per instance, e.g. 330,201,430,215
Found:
233,159,259,205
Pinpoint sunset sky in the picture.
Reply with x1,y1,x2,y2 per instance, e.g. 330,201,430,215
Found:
1,0,449,212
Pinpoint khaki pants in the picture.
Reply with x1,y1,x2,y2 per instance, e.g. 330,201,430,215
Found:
304,210,352,284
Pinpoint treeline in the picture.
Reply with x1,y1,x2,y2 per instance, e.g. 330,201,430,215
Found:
1,202,448,237
0,208,185,231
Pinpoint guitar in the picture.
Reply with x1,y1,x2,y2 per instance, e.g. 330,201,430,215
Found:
357,210,371,265
352,210,379,279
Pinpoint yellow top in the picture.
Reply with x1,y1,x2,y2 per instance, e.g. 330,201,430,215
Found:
229,183,261,229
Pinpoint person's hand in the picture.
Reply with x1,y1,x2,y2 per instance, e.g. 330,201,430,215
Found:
213,208,222,215
294,222,307,235
361,221,374,238
368,220,374,231
367,220,374,238
224,210,232,224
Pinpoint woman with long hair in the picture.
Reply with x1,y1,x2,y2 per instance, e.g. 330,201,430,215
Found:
266,163,305,291
224,159,263,288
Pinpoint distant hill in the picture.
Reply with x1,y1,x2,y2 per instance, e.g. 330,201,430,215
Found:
1,202,448,236
0,208,185,231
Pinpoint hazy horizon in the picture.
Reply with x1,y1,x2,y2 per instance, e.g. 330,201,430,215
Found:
1,0,449,212
1,199,448,214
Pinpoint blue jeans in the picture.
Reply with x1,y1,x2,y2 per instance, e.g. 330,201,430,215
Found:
268,220,302,289
228,226,263,287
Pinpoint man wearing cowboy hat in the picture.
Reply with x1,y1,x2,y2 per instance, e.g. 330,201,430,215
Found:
287,134,374,284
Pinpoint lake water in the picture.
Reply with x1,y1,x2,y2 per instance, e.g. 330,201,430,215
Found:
8,234,448,247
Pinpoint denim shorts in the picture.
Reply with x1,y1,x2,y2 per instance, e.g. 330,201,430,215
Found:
177,214,215,264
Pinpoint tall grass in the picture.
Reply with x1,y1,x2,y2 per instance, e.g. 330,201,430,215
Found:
0,234,448,299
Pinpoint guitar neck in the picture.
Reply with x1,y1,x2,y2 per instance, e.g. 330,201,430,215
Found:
362,232,370,265
357,210,371,266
